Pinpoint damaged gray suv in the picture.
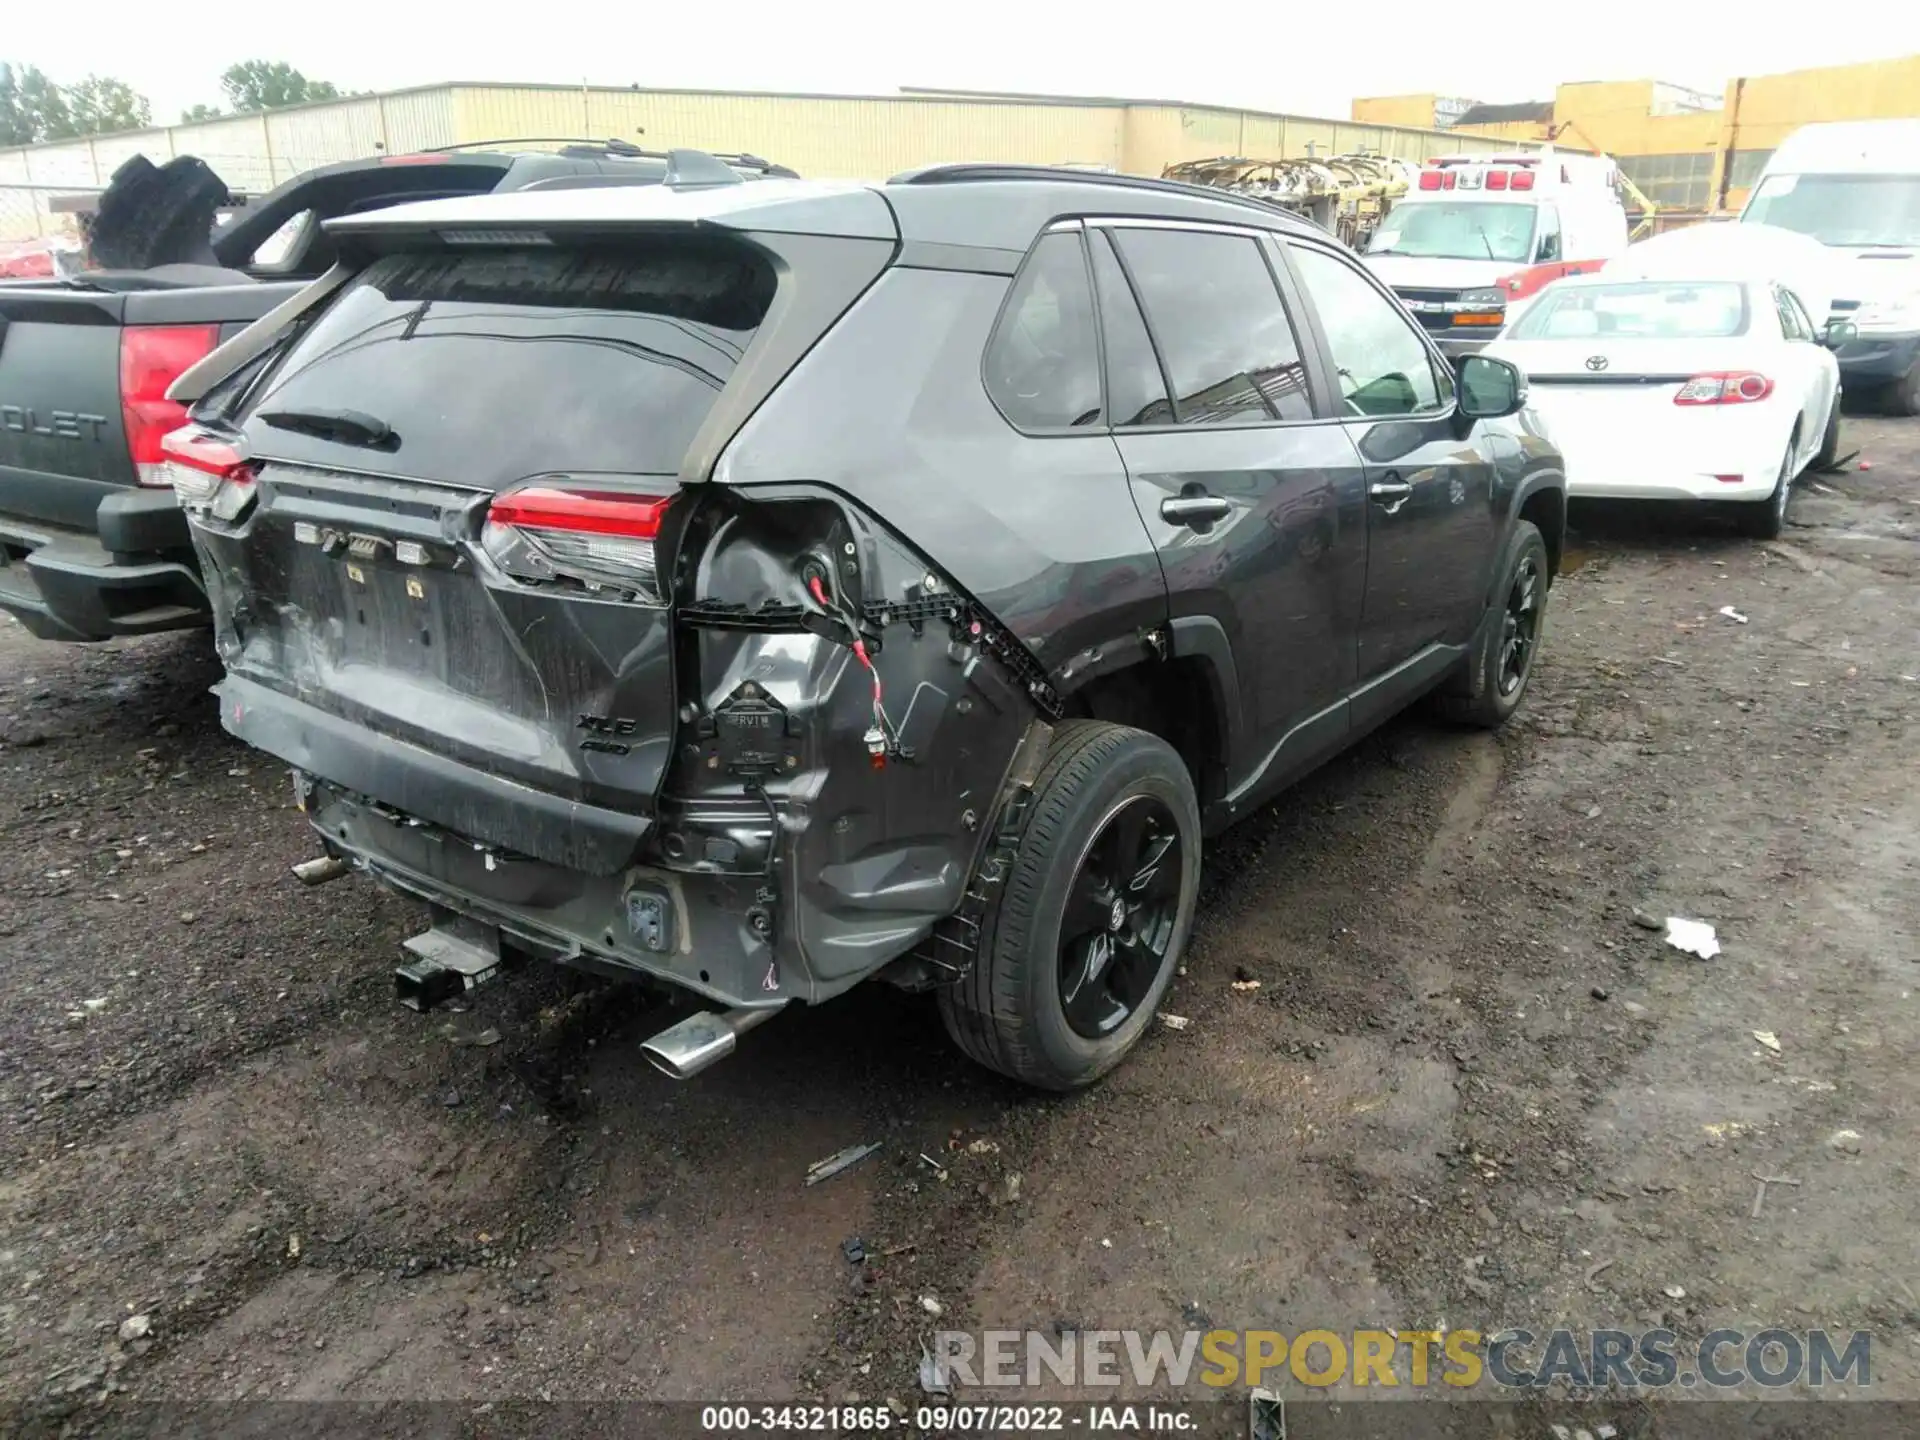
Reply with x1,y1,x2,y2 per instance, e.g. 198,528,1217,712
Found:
163,159,1565,1091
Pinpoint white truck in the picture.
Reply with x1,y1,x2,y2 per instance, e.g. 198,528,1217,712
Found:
1739,120,1920,414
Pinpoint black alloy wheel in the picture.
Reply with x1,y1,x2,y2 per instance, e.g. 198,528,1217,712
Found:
1498,552,1543,698
1056,796,1184,1039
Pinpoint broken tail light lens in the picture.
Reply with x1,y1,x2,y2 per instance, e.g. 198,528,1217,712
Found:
159,424,256,521
483,485,671,600
121,325,221,487
1673,372,1775,406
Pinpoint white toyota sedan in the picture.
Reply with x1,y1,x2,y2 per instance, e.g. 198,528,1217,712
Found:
1485,274,1842,537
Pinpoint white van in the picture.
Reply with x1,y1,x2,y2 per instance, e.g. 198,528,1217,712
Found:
1739,120,1920,414
1362,149,1630,354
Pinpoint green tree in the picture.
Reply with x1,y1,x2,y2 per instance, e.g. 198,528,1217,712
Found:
180,103,224,124
0,63,30,146
65,75,152,136
0,61,76,144
219,61,340,114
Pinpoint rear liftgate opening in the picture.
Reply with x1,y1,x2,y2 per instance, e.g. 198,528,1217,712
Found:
633,482,1060,1074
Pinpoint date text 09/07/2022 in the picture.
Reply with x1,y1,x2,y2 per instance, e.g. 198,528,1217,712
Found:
700,1404,1194,1432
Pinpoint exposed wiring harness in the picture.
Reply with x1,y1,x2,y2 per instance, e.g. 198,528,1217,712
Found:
807,570,900,756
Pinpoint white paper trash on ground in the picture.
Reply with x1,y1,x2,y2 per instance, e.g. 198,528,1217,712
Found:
1665,917,1720,959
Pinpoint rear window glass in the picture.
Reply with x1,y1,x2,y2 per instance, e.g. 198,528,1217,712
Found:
246,241,775,483
1509,281,1749,340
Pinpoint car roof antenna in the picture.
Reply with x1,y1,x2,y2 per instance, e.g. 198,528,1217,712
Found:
664,149,744,189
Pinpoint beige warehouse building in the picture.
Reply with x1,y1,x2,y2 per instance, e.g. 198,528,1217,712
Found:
2,81,1532,242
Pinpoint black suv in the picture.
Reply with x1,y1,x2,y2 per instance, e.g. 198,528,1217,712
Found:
168,161,1565,1091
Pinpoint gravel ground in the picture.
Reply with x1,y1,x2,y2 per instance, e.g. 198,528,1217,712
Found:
2,416,1916,1431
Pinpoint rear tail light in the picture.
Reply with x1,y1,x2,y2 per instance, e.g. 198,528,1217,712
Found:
1486,170,1509,190
1419,170,1443,190
1674,372,1775,406
483,485,671,600
120,325,220,487
159,424,255,521
1510,170,1535,191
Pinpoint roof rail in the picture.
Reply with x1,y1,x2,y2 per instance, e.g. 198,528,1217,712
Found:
889,163,1322,229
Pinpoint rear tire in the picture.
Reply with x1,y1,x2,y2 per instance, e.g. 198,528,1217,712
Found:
938,720,1200,1091
1814,397,1842,470
1436,520,1549,730
1737,438,1797,539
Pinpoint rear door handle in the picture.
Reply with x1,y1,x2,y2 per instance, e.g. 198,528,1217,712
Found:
1369,478,1413,514
1160,494,1232,529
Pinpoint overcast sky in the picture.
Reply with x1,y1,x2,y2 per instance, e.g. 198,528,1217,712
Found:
10,2,1920,130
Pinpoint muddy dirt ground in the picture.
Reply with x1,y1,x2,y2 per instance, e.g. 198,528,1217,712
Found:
2,417,1916,1431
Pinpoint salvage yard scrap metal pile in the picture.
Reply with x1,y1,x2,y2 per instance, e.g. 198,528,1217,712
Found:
1162,152,1418,246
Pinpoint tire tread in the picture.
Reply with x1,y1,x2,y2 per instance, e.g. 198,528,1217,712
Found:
938,719,1177,1089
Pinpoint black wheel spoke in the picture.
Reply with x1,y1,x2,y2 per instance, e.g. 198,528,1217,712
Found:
1061,865,1112,945
1498,557,1541,697
1056,795,1188,1041
1125,828,1180,903
1061,934,1126,1035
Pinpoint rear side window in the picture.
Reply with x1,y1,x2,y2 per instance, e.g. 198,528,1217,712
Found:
247,240,775,483
1774,287,1814,341
1089,231,1172,427
984,231,1103,430
1111,227,1313,424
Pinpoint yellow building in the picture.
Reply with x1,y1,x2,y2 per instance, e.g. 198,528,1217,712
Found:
1355,54,1920,216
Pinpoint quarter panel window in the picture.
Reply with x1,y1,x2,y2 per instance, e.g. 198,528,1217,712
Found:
984,231,1104,431
1289,245,1446,418
1111,227,1313,425
1775,287,1812,341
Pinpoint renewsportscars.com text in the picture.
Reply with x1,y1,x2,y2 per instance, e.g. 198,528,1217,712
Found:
931,1327,1872,1391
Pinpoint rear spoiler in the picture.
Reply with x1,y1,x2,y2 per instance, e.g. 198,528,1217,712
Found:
167,263,355,405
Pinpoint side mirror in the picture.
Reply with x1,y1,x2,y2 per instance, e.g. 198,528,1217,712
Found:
1823,318,1858,348
1458,354,1527,420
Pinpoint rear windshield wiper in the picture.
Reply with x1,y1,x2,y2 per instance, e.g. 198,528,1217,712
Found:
258,406,396,449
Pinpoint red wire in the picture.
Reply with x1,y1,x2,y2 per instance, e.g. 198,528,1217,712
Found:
809,574,883,709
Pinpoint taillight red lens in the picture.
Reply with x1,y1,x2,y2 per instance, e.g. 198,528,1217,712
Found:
1419,170,1443,191
1674,372,1775,406
1486,170,1509,190
487,487,669,539
484,486,672,600
1510,171,1535,191
120,325,220,487
1441,171,1457,190
159,424,254,517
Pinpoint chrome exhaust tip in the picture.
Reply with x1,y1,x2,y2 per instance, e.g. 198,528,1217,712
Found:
641,1005,783,1080
291,855,353,886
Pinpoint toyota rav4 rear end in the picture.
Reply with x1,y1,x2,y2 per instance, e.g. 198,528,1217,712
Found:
171,180,1053,1076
